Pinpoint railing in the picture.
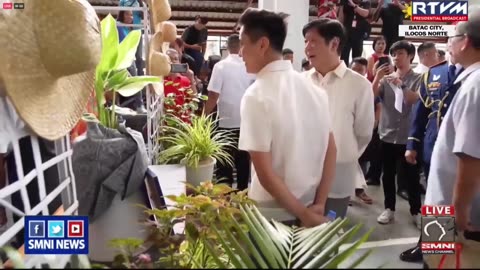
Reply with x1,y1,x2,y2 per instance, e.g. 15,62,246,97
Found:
0,135,79,268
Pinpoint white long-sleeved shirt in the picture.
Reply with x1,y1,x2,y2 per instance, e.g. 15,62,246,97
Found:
305,62,374,198
0,89,28,154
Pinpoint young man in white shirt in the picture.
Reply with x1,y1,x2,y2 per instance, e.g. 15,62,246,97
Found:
204,34,254,190
237,8,337,227
303,18,375,218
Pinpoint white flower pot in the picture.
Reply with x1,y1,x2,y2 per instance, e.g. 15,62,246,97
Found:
88,190,149,263
183,156,216,186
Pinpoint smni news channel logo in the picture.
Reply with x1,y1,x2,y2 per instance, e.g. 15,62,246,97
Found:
403,0,468,22
25,216,89,255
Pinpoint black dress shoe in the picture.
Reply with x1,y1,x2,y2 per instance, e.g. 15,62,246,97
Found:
398,190,409,200
400,246,423,262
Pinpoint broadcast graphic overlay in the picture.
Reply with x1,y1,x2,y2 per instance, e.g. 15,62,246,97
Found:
421,205,456,254
25,216,89,255
399,0,468,38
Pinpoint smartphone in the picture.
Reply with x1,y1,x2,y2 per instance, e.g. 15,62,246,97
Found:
378,56,391,67
170,63,188,73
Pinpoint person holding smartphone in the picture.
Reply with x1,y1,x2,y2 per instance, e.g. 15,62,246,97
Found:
372,40,423,228
163,49,197,122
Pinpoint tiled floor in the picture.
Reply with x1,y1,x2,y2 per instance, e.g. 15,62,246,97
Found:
340,184,424,268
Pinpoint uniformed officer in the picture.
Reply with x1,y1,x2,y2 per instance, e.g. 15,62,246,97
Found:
400,58,463,263
405,60,463,179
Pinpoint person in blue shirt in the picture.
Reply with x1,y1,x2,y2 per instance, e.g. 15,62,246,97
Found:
399,42,463,263
116,10,146,113
117,10,134,43
119,0,142,26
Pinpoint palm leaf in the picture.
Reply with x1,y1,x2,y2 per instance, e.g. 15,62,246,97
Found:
204,204,374,269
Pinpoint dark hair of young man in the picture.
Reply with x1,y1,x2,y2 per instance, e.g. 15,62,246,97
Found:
302,58,310,68
390,40,416,63
437,49,446,57
195,15,209,25
227,34,240,51
282,48,294,55
302,18,347,55
417,42,436,56
238,8,288,53
351,57,368,67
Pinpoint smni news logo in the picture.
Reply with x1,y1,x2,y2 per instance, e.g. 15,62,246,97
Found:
25,216,89,255
403,0,468,22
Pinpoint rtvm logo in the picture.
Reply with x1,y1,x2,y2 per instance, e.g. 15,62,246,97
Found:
410,0,468,22
24,216,88,255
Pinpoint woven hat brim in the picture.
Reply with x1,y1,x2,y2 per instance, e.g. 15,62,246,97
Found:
0,1,96,140
3,71,94,141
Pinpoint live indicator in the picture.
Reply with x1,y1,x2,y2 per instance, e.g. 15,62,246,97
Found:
14,3,24,9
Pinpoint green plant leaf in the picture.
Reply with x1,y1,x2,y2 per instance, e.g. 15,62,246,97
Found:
345,248,374,269
321,227,374,268
106,69,129,90
98,14,119,74
115,30,142,70
116,76,161,97
2,246,25,268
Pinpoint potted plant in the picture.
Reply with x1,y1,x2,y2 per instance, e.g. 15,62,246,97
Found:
157,113,236,187
71,14,160,263
106,182,377,269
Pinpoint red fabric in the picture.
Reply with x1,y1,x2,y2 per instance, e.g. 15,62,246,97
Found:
70,90,97,142
163,75,194,123
318,0,339,19
164,75,191,106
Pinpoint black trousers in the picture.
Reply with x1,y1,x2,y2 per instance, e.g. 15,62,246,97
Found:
359,128,383,183
380,141,421,215
341,30,364,66
384,35,405,55
215,128,250,191
6,137,62,248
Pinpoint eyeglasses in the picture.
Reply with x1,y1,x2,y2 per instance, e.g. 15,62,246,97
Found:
448,34,467,42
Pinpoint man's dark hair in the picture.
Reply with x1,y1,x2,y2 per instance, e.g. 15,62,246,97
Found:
282,48,294,55
227,34,240,50
351,57,368,67
417,42,436,56
195,15,209,25
390,40,416,63
437,49,446,57
238,8,288,53
301,58,310,68
302,18,346,55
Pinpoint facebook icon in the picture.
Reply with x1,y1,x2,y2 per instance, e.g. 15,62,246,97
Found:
28,221,45,238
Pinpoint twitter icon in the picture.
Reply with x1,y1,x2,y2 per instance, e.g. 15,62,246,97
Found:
48,221,64,238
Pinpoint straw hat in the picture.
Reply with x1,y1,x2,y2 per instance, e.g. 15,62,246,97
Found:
0,0,101,140
147,31,171,96
148,0,172,26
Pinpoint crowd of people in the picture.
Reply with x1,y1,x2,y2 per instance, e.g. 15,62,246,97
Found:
168,5,479,269
1,0,479,267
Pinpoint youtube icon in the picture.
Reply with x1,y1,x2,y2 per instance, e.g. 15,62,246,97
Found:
67,221,84,238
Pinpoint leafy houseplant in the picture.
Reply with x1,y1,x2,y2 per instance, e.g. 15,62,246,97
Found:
108,182,376,269
158,114,236,186
93,14,160,128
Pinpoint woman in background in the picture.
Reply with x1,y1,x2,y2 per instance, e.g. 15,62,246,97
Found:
116,10,146,113
367,36,387,82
